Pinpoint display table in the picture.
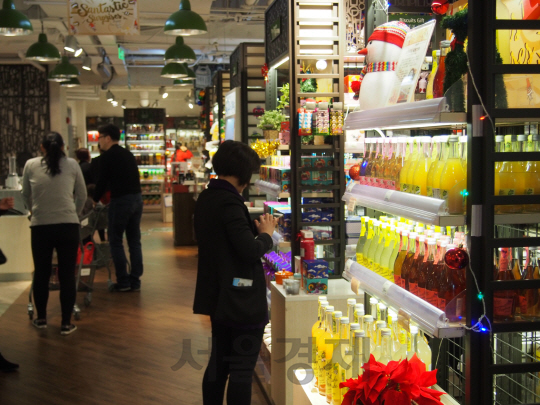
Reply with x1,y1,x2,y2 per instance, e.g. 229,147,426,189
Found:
270,279,360,405
0,215,33,281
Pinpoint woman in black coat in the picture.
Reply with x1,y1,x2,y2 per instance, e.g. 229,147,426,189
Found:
193,141,278,405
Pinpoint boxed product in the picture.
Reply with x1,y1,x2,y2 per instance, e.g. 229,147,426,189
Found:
305,226,333,240
263,201,288,215
311,171,333,185
302,259,329,295
300,157,312,168
303,276,328,294
281,181,290,193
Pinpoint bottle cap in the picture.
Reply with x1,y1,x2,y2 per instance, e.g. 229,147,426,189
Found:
341,317,350,324
325,306,335,313
427,238,437,245
363,315,374,322
379,303,387,311
459,136,467,143
434,232,442,238
376,320,387,328
319,296,328,302
350,323,361,330
321,302,329,309
410,325,419,334
401,230,409,237
440,40,451,48
495,135,504,142
408,232,418,239
440,135,449,142
370,297,379,305
355,309,365,318
447,244,456,249
441,242,448,248
347,298,357,305
381,328,392,336
518,134,527,141
355,303,364,311
418,235,426,242
448,135,459,142
355,330,366,337
333,311,343,318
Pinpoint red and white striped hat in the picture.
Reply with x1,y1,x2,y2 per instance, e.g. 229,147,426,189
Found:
358,21,410,55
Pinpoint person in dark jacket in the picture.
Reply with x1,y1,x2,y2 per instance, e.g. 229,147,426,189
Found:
75,148,93,185
193,140,278,405
0,196,19,372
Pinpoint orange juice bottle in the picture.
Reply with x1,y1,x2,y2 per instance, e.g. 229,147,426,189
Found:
439,135,467,214
312,299,328,390
498,135,525,213
405,138,421,193
399,138,414,193
411,136,432,196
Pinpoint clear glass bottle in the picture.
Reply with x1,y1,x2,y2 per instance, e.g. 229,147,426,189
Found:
317,305,334,397
312,298,328,389
494,248,518,321
378,328,393,365
326,311,342,404
333,317,350,405
362,314,375,352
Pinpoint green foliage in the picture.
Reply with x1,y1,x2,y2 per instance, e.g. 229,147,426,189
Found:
257,110,286,130
300,78,317,93
277,83,290,110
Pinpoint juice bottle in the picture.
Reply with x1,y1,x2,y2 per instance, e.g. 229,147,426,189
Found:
333,316,350,405
365,139,377,187
366,221,382,270
411,137,431,196
524,132,540,212
408,235,426,297
426,50,439,99
393,230,409,287
352,330,366,378
354,304,365,326
426,137,442,197
439,135,467,214
401,232,418,291
418,238,436,302
494,135,504,197
437,244,459,312
498,134,525,213
459,133,468,175
432,41,451,98
431,136,449,199
355,216,370,263
426,241,446,308
383,138,396,189
343,323,360,398
378,328,393,365
372,320,387,361
373,223,389,274
317,305,335,397
312,299,329,389
381,226,401,281
360,138,372,185
392,327,408,361
369,139,382,188
361,219,376,266
369,297,380,321
411,326,432,371
494,248,517,321
362,315,376,353
391,138,406,191
400,138,414,193
326,311,342,403
346,299,356,325
406,138,422,193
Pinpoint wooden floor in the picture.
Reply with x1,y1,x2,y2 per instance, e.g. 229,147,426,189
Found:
0,214,269,405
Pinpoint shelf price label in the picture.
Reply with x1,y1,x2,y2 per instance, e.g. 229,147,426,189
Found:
347,197,357,213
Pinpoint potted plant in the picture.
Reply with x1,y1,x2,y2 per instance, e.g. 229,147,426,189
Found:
277,83,290,115
257,110,286,140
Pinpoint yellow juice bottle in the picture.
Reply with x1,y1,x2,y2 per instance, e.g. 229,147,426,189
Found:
400,138,414,193
426,50,439,99
498,135,525,213
312,299,328,389
372,139,384,188
365,139,377,187
524,131,540,212
380,226,397,279
361,219,375,266
405,138,421,193
392,138,406,191
431,136,449,199
439,135,467,214
373,223,388,274
326,311,342,404
317,305,335,397
494,135,504,197
412,136,432,196
355,216,370,263
426,137,442,197
333,317,351,405
383,138,396,189
366,220,381,270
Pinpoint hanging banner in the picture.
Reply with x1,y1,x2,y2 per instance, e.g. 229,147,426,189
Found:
68,0,140,35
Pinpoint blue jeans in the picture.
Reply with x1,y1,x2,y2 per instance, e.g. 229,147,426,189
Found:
108,193,143,289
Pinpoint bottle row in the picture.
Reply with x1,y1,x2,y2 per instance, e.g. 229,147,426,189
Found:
355,216,466,316
311,296,432,405
142,195,161,206
127,124,164,134
140,169,165,181
134,153,165,166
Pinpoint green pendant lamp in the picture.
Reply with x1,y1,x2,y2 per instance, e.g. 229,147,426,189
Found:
173,79,192,87
164,36,196,63
182,63,196,80
0,0,33,36
164,0,207,36
60,78,80,88
26,33,61,62
49,56,80,81
47,71,67,82
161,62,188,78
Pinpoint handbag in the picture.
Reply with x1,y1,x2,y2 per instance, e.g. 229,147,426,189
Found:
0,248,7,265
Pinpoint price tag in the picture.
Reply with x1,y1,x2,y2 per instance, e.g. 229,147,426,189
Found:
351,277,361,294
382,280,393,295
347,197,357,212
384,190,394,202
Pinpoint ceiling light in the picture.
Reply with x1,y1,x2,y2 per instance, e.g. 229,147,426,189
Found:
64,35,78,53
106,90,114,102
121,100,127,109
26,33,61,62
49,56,79,80
82,56,92,71
160,62,188,78
74,47,83,57
112,100,118,107
159,86,169,99
164,0,208,36
0,0,33,36
316,59,328,71
164,36,196,63
60,78,80,88
189,102,193,109
173,79,191,86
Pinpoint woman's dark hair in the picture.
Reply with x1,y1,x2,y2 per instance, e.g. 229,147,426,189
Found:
41,132,65,176
75,148,91,162
212,140,260,186
98,124,121,141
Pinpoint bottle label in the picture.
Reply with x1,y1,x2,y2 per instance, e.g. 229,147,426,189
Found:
441,189,449,200
426,290,438,307
356,253,364,263
519,295,528,314
499,188,516,196
401,183,409,193
417,287,427,300
438,297,447,311
409,282,419,296
432,188,440,199
412,185,421,195
360,225,366,237
499,248,510,272
525,188,535,195
493,297,514,317
427,186,433,197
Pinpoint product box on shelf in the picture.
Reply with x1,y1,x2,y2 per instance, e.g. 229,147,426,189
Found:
304,226,332,240
263,201,288,215
302,156,335,168
303,259,329,278
302,275,328,294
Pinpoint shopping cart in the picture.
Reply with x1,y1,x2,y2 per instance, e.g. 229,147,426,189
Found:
27,204,113,321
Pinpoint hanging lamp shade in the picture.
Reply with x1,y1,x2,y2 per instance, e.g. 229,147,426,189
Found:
26,33,61,61
183,63,196,80
47,71,68,82
50,56,79,80
161,62,188,78
0,0,32,36
60,78,80,88
164,36,196,63
173,79,192,86
164,0,207,36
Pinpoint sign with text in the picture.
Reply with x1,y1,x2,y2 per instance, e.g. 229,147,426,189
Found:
386,19,436,106
68,0,140,35
388,13,434,29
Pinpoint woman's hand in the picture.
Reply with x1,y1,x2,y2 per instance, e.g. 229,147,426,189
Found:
254,213,278,236
0,197,14,211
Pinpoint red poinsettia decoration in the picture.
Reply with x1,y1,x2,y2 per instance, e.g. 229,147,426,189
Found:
340,354,445,405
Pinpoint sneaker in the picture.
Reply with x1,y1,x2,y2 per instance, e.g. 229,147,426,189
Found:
0,354,19,372
131,286,141,292
60,324,77,335
109,283,131,292
32,319,47,329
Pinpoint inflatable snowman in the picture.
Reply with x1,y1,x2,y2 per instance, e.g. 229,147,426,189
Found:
357,21,410,110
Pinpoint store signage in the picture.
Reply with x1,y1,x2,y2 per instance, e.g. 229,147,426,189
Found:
386,19,436,105
68,0,140,35
388,13,434,29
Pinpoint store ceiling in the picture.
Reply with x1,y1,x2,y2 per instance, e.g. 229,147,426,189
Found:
0,0,269,91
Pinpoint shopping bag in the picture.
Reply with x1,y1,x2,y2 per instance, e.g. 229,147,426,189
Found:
77,242,95,265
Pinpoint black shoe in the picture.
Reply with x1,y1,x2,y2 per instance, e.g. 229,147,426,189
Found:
32,319,47,329
109,283,131,292
60,324,77,335
0,354,19,372
131,285,141,292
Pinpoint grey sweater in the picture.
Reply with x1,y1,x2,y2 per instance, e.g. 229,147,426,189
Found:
21,156,87,227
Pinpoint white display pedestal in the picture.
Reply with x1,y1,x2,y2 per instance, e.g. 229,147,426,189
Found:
293,370,327,405
270,279,360,405
0,215,33,281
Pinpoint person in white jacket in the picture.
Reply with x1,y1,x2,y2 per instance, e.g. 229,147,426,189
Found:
22,132,86,335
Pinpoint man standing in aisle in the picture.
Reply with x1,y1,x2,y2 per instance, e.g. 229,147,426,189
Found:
94,124,143,292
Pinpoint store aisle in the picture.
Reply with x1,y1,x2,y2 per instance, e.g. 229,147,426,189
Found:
0,213,269,405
